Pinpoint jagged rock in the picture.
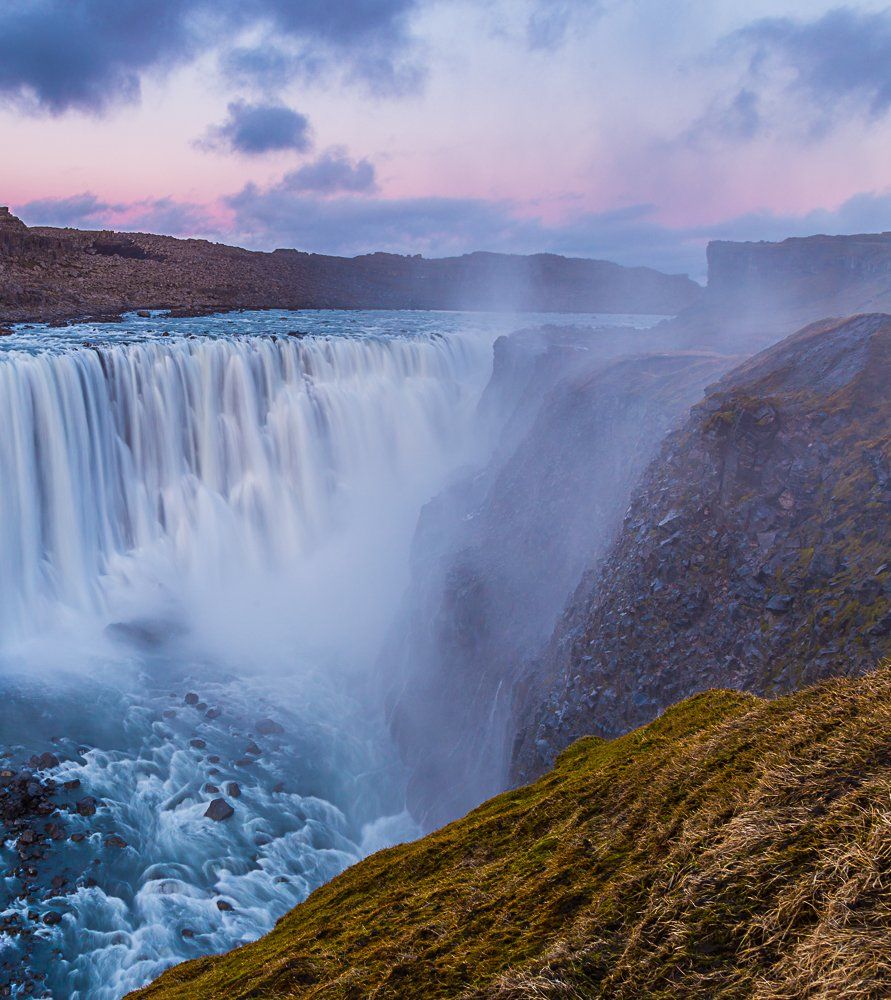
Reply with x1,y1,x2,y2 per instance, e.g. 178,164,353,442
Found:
204,798,234,822
225,782,241,799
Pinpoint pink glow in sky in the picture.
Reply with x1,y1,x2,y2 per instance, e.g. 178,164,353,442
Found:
3,0,891,277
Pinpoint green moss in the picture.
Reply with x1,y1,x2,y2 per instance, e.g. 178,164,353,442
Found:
130,663,891,1000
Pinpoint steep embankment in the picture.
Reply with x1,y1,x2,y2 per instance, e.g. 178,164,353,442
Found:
514,314,891,781
131,662,891,999
385,324,732,827
0,208,699,323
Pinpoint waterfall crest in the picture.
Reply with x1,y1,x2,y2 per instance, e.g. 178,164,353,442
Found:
0,331,486,651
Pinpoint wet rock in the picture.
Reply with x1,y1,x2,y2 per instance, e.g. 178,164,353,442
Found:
162,709,176,719
255,718,284,736
215,899,233,912
207,755,221,764
226,782,241,798
41,911,62,926
189,739,206,750
63,779,80,791
205,707,222,720
184,692,199,706
104,834,127,849
181,927,195,939
204,798,234,822
29,753,59,771
75,797,98,817
204,784,219,794
243,741,262,757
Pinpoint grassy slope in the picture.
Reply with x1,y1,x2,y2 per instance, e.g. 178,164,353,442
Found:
131,662,891,999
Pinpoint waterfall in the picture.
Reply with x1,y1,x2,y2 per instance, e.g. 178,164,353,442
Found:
0,330,488,657
0,320,494,999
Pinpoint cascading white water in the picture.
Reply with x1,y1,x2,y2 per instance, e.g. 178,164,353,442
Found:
0,330,485,651
0,315,497,999
0,309,659,998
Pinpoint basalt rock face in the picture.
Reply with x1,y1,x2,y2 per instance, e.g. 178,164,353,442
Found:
513,314,891,782
0,211,700,323
385,325,732,828
670,232,891,351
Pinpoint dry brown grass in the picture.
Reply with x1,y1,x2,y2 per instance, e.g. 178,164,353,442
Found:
132,663,891,1000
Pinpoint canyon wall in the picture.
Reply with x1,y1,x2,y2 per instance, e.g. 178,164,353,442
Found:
513,313,891,781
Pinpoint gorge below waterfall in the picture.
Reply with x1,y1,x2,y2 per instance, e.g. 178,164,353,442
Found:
0,309,659,998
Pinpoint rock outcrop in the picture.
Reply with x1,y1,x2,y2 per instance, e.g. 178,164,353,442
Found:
0,210,700,323
513,313,891,781
385,324,733,827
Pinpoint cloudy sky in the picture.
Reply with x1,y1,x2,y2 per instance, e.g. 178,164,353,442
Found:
3,0,891,276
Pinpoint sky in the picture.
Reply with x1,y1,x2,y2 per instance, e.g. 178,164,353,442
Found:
3,0,891,277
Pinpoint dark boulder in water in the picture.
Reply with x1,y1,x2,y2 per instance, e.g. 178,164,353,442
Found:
225,782,241,799
204,798,234,822
75,797,97,817
255,718,284,735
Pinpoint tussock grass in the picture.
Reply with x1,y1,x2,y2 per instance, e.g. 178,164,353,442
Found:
131,663,891,999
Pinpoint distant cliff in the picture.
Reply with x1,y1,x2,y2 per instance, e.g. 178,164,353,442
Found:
513,313,891,781
672,232,891,349
0,208,699,323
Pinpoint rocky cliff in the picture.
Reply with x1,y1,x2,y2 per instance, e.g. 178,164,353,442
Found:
0,209,699,323
130,661,891,999
384,324,733,827
670,232,891,350
513,313,891,781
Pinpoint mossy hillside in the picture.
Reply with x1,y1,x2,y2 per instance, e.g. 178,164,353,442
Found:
132,661,891,999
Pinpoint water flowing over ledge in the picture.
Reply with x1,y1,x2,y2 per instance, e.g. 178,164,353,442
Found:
0,310,659,998
0,327,487,646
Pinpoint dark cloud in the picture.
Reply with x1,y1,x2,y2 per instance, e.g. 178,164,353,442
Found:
0,0,423,114
280,151,378,194
729,7,891,130
18,193,116,228
0,0,196,114
18,193,218,237
201,101,312,155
